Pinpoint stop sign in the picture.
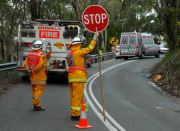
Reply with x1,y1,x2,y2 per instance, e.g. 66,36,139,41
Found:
82,5,109,33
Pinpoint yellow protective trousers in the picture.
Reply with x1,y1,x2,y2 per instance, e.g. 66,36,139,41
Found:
70,82,85,116
32,85,45,107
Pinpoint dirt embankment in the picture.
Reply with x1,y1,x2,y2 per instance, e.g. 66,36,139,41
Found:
151,49,180,97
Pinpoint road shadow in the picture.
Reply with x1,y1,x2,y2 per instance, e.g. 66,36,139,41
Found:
47,74,68,85
123,56,161,61
19,73,68,85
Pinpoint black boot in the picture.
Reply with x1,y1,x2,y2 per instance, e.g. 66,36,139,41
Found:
33,106,45,111
71,116,80,121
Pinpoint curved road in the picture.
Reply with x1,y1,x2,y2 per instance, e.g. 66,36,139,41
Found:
87,57,180,131
0,56,180,131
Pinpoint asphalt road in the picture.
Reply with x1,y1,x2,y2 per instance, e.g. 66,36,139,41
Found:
1,56,180,131
89,56,180,131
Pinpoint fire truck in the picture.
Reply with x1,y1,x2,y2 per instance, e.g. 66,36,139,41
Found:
17,19,83,78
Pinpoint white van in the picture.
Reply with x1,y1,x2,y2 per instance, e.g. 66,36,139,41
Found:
119,32,160,60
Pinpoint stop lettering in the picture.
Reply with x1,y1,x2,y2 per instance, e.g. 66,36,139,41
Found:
83,13,107,24
82,5,109,33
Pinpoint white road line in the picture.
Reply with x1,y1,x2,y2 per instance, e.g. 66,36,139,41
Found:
85,60,136,131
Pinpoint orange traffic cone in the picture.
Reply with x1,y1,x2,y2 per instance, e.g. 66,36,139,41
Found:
74,100,92,129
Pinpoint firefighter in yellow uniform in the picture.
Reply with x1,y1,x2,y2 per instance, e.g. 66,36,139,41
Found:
67,32,99,120
24,40,47,111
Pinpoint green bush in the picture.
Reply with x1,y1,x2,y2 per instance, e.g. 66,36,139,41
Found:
161,48,180,64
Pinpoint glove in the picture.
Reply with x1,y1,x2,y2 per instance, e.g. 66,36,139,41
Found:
93,32,99,41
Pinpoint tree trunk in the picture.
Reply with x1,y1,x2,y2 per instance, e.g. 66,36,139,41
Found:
164,17,176,51
58,0,61,20
155,0,177,51
175,0,180,48
71,0,81,20
30,0,41,21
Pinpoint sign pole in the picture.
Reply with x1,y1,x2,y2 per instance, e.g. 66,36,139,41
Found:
96,27,106,121
82,5,109,122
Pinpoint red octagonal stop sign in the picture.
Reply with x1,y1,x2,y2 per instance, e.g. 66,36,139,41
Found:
82,5,109,33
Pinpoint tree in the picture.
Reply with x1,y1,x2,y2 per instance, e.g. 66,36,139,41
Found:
154,0,179,51
69,0,81,20
0,0,24,62
26,0,43,20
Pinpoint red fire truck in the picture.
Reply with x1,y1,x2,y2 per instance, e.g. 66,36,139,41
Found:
17,19,83,79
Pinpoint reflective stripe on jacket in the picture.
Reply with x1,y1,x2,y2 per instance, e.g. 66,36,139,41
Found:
71,106,81,111
67,50,86,73
68,40,96,83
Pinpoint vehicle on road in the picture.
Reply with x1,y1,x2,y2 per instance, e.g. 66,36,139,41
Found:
119,32,160,60
17,19,83,78
113,43,121,59
159,41,168,53
85,54,94,68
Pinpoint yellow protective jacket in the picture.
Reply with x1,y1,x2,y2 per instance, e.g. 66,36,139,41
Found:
24,50,47,85
68,40,96,83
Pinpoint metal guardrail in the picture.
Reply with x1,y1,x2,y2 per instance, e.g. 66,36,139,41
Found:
90,52,114,63
0,53,114,81
0,62,17,72
0,52,114,72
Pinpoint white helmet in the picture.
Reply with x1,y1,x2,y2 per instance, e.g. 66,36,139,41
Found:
32,40,43,50
71,37,82,45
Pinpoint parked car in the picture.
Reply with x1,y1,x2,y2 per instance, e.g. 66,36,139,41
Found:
113,43,121,59
119,32,160,60
85,54,94,68
159,42,168,53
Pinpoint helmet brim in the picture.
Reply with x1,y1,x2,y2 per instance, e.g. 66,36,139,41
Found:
71,42,82,45
32,47,42,50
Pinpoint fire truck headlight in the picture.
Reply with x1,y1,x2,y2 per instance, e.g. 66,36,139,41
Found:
63,27,71,38
65,26,69,30
69,26,73,31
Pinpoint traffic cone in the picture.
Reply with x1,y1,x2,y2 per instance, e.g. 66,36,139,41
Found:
74,100,92,129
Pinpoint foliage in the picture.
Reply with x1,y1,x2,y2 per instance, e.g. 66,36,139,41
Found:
0,0,179,62
153,0,180,50
151,48,180,97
